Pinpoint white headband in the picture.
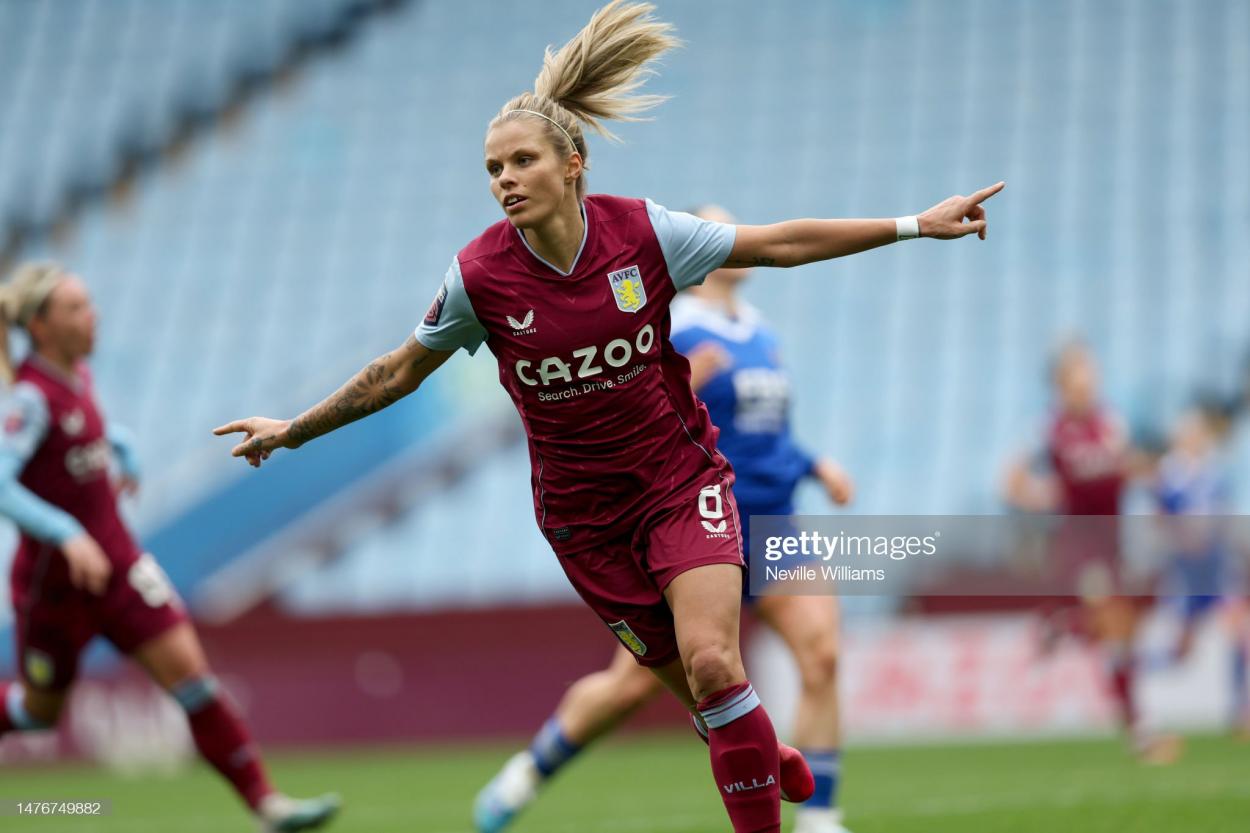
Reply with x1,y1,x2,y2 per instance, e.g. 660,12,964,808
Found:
505,109,580,156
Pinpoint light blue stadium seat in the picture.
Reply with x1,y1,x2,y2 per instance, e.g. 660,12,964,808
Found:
6,0,1247,611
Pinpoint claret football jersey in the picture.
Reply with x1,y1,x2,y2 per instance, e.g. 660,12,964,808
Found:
415,195,737,550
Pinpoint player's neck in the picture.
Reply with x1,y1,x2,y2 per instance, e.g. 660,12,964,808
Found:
522,199,585,274
33,347,77,379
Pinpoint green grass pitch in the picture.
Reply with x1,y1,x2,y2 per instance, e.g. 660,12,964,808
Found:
1,733,1247,832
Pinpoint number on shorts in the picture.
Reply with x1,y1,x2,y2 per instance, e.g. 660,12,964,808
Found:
699,484,727,533
128,554,174,608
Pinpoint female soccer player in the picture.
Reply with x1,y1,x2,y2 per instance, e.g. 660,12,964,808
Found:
473,205,857,833
216,3,1002,829
0,263,340,832
1153,403,1249,737
1003,342,1179,763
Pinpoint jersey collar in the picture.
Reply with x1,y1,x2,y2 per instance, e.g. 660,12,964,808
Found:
672,295,761,343
514,201,590,278
28,353,84,394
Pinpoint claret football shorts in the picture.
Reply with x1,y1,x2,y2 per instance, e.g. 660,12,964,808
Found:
552,475,745,668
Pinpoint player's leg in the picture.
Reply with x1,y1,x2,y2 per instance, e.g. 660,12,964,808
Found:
1221,597,1250,736
0,682,68,735
1086,595,1180,763
554,645,666,749
4,565,90,737
129,621,340,831
664,562,807,833
110,553,338,831
754,594,847,833
474,646,663,832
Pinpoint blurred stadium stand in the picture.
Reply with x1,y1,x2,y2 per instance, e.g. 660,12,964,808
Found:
0,0,393,251
1,0,1248,625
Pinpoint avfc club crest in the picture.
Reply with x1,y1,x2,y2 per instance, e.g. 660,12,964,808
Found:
61,409,85,437
607,265,646,314
608,620,648,657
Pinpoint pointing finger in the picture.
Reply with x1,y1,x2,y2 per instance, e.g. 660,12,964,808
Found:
213,420,249,436
968,181,1005,206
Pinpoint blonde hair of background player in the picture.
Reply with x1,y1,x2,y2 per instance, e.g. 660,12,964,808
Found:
0,261,69,385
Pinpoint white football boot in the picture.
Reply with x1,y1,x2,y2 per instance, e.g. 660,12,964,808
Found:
473,751,543,833
256,792,341,832
794,807,852,833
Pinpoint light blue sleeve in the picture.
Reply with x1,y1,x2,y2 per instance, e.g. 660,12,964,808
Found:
646,199,738,291
0,382,85,544
413,257,487,356
107,422,140,481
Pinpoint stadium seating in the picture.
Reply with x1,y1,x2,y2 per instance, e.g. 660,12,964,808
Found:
3,0,1246,614
0,0,374,233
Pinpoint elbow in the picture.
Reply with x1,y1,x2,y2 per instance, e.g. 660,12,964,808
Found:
772,240,807,268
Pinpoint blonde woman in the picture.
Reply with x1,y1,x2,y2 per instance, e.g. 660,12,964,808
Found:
0,264,339,832
217,3,1002,829
474,206,857,833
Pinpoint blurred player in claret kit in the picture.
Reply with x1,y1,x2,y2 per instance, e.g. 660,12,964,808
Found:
215,3,1002,829
1004,341,1180,763
473,205,856,833
1152,402,1250,737
0,264,340,832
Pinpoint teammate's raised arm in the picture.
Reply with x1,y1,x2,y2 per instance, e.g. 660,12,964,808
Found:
723,181,1005,268
213,335,453,466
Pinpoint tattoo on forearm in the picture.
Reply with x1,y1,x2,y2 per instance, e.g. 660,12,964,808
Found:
725,256,777,268
288,345,423,446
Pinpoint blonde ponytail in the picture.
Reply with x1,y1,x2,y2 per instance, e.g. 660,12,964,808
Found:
491,1,680,197
0,261,66,385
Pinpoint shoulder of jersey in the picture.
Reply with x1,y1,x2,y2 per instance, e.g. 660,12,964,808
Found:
584,193,646,221
13,361,46,390
457,218,518,267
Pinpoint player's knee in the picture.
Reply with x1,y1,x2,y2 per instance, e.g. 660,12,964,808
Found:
796,634,839,693
684,642,742,700
169,674,221,714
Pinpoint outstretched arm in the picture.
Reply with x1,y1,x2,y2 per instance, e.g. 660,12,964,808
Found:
724,181,1005,268
214,335,454,466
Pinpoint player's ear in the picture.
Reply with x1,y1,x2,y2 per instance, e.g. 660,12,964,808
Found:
564,152,583,184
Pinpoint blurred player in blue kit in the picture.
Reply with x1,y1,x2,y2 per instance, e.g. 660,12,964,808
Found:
1153,401,1250,737
474,206,857,833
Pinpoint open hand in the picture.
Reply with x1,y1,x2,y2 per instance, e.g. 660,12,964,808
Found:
917,181,1005,240
212,417,295,468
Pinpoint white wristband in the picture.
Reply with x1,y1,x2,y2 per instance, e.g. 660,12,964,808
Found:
895,216,920,241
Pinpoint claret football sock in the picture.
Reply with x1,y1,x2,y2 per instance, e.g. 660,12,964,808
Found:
171,675,274,810
697,681,781,833
1106,643,1138,732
